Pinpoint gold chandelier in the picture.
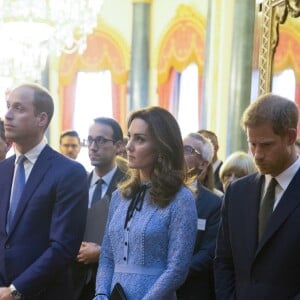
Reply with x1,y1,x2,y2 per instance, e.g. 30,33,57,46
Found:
0,0,104,81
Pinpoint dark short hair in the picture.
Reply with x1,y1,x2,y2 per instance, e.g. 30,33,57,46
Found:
94,117,123,142
242,93,298,135
14,83,54,128
60,130,80,144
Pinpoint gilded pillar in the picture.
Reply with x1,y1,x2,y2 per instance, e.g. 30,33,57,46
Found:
129,0,152,110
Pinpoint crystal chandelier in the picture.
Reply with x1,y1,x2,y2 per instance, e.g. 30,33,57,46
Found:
0,0,104,81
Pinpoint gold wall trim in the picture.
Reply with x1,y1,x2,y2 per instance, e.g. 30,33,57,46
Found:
156,4,206,84
59,20,130,86
259,0,300,94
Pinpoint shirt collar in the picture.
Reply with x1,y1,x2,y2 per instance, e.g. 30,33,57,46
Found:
265,156,300,191
14,140,47,165
91,165,118,186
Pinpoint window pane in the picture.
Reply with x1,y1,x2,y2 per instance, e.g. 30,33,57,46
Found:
74,71,113,170
177,63,199,137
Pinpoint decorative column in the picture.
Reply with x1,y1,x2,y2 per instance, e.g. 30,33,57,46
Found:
226,0,256,155
129,0,152,111
201,0,235,160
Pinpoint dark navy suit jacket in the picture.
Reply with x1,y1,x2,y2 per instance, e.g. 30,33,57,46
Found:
72,167,125,299
0,145,88,299
215,171,300,300
177,183,222,300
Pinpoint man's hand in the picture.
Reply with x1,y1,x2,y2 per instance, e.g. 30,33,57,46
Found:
0,287,13,300
76,241,100,264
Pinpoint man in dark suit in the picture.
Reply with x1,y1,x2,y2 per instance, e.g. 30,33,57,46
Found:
214,94,300,300
0,83,88,300
177,133,222,300
72,117,126,300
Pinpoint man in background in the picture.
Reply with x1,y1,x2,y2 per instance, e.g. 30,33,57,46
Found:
198,129,223,192
177,132,221,300
72,117,126,300
59,129,81,160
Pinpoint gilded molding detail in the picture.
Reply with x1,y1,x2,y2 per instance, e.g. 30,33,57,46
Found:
157,5,206,84
259,0,300,94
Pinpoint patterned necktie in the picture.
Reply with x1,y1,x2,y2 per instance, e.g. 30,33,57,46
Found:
91,178,104,206
258,177,277,241
7,155,27,231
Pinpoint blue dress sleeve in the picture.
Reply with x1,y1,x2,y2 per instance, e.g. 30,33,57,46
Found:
143,187,198,299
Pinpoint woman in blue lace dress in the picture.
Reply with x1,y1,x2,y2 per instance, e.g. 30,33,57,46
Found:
94,106,197,300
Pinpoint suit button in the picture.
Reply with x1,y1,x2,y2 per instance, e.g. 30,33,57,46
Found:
123,257,126,261
4,244,10,249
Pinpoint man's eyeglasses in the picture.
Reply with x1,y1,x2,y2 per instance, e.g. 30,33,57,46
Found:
183,145,202,156
87,136,114,147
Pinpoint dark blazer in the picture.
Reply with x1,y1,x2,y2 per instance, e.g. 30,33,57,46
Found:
0,145,88,300
177,183,222,300
214,161,223,192
214,171,300,300
72,167,125,300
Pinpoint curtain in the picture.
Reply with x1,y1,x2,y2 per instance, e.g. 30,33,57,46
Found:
157,68,180,112
60,75,78,131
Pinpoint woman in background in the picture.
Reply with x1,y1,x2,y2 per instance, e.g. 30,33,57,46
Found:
219,151,257,191
94,106,197,300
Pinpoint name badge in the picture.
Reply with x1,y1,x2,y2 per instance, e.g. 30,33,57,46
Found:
197,218,206,231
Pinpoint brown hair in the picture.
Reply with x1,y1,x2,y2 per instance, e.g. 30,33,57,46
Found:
242,93,298,135
118,106,186,207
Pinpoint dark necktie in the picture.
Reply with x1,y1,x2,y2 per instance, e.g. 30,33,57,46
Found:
7,155,27,231
91,178,104,206
258,177,277,241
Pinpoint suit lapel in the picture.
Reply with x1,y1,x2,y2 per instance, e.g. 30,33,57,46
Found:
0,156,15,232
8,146,53,235
244,174,264,258
105,168,124,198
256,168,300,255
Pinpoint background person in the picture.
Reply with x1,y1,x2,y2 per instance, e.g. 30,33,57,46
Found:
198,130,223,192
0,83,88,300
0,118,12,160
94,106,197,299
219,151,257,191
72,117,126,300
59,129,81,160
177,133,222,300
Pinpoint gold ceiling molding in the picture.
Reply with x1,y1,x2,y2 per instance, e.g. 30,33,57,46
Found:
258,0,300,94
157,4,206,85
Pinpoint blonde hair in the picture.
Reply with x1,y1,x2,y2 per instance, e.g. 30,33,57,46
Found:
219,151,257,183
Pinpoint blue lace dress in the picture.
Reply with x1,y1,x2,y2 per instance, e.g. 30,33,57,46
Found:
94,185,197,300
